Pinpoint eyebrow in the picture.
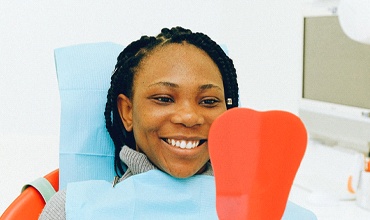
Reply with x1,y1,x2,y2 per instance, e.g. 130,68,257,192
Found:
199,83,223,91
148,81,179,88
148,81,222,91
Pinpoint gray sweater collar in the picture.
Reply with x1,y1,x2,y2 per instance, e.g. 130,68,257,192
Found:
118,145,213,182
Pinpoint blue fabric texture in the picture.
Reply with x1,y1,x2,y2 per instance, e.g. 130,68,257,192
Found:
66,170,218,220
283,200,317,220
66,170,316,220
54,42,124,189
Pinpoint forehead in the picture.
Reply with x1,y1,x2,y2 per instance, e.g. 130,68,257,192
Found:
134,43,223,86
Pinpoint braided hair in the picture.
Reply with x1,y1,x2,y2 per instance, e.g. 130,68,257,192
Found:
105,27,239,176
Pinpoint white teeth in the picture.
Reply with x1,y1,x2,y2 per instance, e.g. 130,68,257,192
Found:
180,141,186,148
186,142,193,149
166,139,200,149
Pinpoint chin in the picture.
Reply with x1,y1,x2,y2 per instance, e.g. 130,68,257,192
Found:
170,172,196,179
166,165,207,179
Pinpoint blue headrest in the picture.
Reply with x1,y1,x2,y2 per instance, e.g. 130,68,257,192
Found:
55,42,124,189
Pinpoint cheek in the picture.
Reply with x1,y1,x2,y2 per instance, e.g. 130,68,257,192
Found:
131,104,166,140
208,108,227,123
134,99,169,119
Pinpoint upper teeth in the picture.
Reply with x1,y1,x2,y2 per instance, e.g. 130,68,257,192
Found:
167,139,200,149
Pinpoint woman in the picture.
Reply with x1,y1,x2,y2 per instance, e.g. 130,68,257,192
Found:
40,26,239,219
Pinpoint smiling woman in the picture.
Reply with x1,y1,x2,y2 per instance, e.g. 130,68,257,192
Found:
117,43,227,178
105,27,239,178
39,26,239,219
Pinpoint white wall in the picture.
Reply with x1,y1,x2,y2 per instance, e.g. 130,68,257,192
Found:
0,0,303,213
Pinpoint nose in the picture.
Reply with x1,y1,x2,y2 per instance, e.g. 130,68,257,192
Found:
170,103,204,127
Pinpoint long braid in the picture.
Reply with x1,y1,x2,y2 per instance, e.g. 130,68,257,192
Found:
105,27,239,177
105,36,159,176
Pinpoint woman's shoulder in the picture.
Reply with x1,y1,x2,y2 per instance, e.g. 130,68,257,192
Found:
39,189,66,220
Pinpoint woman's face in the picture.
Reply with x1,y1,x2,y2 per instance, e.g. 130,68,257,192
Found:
118,43,226,178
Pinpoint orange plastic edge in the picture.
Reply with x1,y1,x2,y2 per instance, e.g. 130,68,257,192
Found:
1,169,59,220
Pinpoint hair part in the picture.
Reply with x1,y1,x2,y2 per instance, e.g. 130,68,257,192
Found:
105,26,239,176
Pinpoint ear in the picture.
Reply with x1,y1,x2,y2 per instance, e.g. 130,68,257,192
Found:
117,94,133,132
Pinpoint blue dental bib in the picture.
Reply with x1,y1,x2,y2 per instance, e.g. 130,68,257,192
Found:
66,170,218,220
66,169,316,219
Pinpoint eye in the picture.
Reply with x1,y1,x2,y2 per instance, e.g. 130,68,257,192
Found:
152,96,174,104
200,98,220,107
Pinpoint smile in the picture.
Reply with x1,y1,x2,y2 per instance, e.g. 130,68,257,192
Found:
164,138,206,149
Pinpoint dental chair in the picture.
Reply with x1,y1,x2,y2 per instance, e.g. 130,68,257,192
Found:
1,42,122,219
1,42,316,219
0,169,59,219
